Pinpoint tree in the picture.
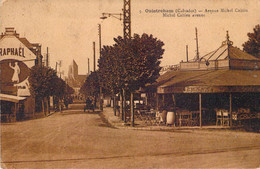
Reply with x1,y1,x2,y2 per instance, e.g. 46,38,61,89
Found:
98,33,164,124
123,34,164,126
124,33,164,90
98,44,125,115
242,24,260,58
66,84,74,95
29,65,68,115
29,65,58,115
80,71,100,108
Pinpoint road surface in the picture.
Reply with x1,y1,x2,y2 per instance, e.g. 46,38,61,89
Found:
1,106,260,168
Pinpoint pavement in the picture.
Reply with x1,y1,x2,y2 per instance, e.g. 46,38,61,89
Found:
101,107,235,132
21,105,253,133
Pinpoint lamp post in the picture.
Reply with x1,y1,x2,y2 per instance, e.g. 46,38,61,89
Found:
100,0,131,124
98,24,103,111
100,0,131,40
100,13,122,20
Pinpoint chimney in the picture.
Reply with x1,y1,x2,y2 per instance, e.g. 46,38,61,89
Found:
5,27,15,35
5,27,19,37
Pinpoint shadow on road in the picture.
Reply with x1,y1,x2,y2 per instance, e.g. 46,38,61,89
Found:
2,145,260,164
98,112,117,129
58,109,116,129
59,109,100,116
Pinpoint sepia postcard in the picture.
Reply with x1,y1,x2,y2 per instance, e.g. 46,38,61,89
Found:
0,0,260,168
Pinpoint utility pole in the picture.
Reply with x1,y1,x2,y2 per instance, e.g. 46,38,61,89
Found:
55,62,57,72
122,0,134,126
46,47,49,67
98,24,103,111
195,27,199,61
98,24,101,58
123,0,131,40
88,58,90,75
100,0,132,123
186,45,189,62
93,42,96,72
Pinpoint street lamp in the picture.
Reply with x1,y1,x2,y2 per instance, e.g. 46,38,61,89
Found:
100,13,123,21
100,0,131,40
100,0,131,123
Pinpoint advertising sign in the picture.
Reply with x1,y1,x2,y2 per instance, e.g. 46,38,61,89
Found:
0,36,36,96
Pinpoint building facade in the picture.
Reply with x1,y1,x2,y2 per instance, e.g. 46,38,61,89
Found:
0,27,43,122
147,32,260,127
67,60,87,98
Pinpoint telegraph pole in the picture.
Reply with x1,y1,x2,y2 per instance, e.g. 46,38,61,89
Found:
100,0,132,123
98,24,101,57
123,0,131,40
93,42,96,72
98,24,103,111
195,27,199,61
122,0,134,126
88,58,90,75
186,45,189,62
46,47,49,67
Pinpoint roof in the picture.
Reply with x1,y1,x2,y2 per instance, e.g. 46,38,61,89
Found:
200,43,260,61
0,93,26,103
77,75,87,83
155,32,260,93
157,69,260,93
160,69,260,88
229,46,260,60
18,37,33,49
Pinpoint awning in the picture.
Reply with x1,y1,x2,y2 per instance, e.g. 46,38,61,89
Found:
157,69,260,94
0,93,26,103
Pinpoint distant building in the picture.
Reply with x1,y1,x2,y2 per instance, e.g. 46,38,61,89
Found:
67,60,87,96
0,27,43,122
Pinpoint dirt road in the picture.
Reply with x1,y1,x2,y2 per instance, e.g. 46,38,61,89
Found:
1,108,260,168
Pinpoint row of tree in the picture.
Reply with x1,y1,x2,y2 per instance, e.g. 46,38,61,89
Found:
80,24,259,126
29,65,74,116
80,33,165,126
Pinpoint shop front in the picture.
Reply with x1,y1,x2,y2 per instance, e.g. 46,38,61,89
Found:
147,32,260,127
0,28,41,121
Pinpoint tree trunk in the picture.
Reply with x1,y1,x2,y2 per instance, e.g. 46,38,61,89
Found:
59,98,62,113
113,94,116,116
33,97,35,119
123,88,126,123
120,90,123,120
131,92,134,127
94,95,96,109
42,99,45,116
100,87,103,111
46,97,50,115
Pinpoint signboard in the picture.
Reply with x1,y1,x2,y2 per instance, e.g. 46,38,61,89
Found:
158,85,260,94
0,36,36,96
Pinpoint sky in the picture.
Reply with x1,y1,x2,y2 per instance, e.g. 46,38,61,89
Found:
1,0,260,76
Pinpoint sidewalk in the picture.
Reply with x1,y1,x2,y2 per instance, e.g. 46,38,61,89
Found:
101,107,234,132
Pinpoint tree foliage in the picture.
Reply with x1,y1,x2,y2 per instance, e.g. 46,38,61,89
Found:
242,24,260,58
29,65,58,99
29,65,71,99
80,71,100,97
98,33,164,93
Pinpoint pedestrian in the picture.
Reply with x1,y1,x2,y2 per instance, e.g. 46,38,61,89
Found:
85,97,91,112
64,97,69,109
